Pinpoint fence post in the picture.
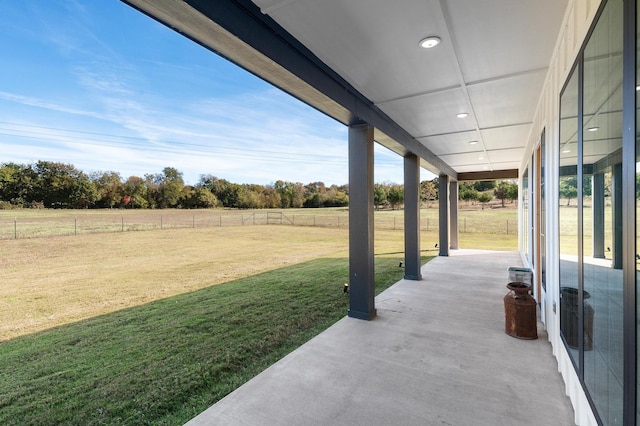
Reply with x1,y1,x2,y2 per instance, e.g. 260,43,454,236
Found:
393,216,396,230
161,215,163,230
122,217,124,232
337,216,340,227
14,217,17,239
506,219,509,234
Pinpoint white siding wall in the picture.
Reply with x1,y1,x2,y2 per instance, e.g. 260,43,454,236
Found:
520,1,603,424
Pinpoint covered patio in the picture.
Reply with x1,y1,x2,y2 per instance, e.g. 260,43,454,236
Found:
186,250,575,425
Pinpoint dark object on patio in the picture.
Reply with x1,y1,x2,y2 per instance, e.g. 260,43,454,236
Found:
343,282,349,294
504,282,538,340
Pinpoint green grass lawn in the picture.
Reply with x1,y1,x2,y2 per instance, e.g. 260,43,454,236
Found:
0,255,428,425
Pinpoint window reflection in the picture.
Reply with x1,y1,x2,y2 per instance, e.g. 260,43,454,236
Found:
636,1,640,423
582,0,624,423
523,168,529,261
559,66,580,366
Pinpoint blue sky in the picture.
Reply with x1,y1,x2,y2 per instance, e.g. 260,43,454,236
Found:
0,0,417,186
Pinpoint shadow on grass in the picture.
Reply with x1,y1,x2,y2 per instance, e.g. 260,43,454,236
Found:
0,255,431,425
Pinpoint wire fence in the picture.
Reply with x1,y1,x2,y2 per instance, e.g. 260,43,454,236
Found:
0,209,518,240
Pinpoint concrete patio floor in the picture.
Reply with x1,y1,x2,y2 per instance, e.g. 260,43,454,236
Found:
187,250,575,425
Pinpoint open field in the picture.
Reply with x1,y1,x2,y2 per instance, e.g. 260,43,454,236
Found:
1,208,517,339
1,226,347,341
1,254,425,425
0,206,518,240
1,222,435,424
1,225,445,341
0,213,517,424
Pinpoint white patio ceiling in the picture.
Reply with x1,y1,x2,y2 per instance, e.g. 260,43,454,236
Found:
122,0,569,178
252,0,568,175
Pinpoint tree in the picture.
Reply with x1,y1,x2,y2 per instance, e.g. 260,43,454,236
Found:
274,180,306,208
432,177,440,200
199,176,243,208
420,180,437,207
179,186,219,208
459,183,478,205
559,176,578,206
506,182,519,204
158,167,184,208
122,176,149,208
0,162,38,207
374,183,388,210
478,192,492,210
32,161,98,208
91,171,123,208
387,185,404,210
494,181,517,208
473,180,495,192
324,185,348,207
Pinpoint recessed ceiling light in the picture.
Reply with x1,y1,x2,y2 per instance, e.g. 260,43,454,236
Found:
456,112,468,118
587,126,599,132
468,140,478,145
562,149,571,153
636,85,640,91
419,36,441,49
478,156,484,160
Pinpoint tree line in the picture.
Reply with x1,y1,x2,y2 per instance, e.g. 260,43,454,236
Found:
0,161,517,210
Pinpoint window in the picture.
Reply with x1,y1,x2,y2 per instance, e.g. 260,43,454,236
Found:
559,0,625,423
582,0,624,421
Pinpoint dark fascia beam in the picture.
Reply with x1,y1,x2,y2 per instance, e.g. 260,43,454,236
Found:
120,0,457,179
457,169,518,181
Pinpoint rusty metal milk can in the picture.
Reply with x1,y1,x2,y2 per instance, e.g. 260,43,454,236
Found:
504,282,538,339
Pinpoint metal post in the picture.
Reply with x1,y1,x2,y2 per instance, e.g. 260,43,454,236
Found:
348,123,376,320
403,153,422,280
612,163,623,269
14,217,17,239
438,175,450,256
449,181,458,250
592,173,605,258
622,0,637,419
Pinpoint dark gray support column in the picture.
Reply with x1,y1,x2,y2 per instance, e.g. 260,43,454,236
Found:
449,181,459,250
438,175,449,256
592,173,605,259
348,124,376,320
403,154,422,280
612,163,622,270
